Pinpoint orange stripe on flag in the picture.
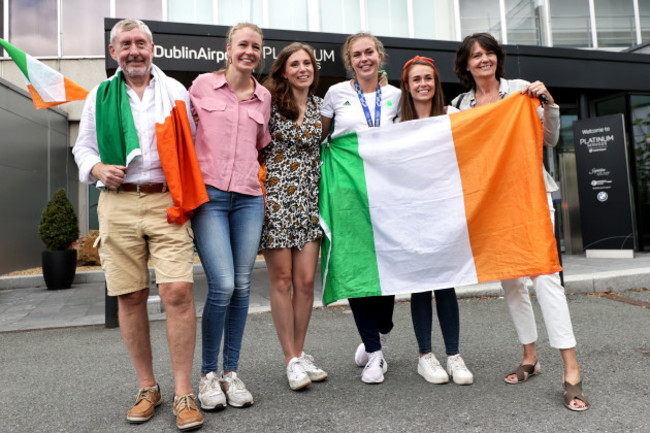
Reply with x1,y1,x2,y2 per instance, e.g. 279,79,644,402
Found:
27,85,64,109
450,93,562,282
63,76,89,102
155,100,208,224
27,78,88,109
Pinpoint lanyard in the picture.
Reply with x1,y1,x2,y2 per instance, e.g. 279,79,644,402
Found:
353,80,382,128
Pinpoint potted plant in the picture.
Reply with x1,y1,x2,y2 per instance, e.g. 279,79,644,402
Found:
38,188,80,290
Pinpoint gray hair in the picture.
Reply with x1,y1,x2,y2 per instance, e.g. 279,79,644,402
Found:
109,19,153,46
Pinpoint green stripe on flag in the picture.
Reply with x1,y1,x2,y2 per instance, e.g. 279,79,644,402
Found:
0,38,29,79
319,133,382,305
96,72,140,166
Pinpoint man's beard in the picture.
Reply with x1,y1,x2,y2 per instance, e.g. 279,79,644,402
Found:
123,58,151,78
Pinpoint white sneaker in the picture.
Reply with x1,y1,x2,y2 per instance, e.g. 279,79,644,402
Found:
355,332,390,367
219,372,254,407
447,354,474,385
286,357,311,391
354,343,368,366
417,353,449,384
300,352,328,382
361,350,388,384
198,371,227,410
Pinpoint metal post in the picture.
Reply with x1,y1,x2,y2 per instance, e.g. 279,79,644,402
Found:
105,282,119,328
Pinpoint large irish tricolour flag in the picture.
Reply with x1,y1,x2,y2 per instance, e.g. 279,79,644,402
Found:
319,93,561,305
0,38,88,109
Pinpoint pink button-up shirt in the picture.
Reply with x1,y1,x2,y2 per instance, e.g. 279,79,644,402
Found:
189,72,271,196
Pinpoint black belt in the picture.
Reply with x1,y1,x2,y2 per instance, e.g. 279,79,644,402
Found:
119,183,167,193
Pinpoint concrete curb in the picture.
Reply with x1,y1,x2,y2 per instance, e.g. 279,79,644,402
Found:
1,262,220,290
565,267,650,293
2,260,648,295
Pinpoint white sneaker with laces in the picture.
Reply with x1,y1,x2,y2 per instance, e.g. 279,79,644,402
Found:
300,352,328,382
219,372,254,407
286,357,311,391
198,371,227,410
355,332,390,367
361,350,388,384
417,353,449,384
447,354,474,385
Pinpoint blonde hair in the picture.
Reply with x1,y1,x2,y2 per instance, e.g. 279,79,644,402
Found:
225,22,265,72
341,32,386,78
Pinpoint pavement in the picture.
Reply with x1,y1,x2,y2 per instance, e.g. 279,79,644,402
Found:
0,254,649,432
1,253,650,332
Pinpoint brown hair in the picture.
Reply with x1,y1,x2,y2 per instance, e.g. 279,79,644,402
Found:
400,58,447,121
263,43,320,120
341,32,387,78
223,22,265,73
454,32,506,89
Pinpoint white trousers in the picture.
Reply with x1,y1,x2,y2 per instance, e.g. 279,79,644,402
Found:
501,193,577,349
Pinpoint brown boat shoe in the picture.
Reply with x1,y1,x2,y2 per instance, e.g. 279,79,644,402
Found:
173,393,204,431
126,385,162,423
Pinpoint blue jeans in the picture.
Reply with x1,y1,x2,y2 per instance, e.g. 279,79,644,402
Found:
410,288,459,356
192,186,264,373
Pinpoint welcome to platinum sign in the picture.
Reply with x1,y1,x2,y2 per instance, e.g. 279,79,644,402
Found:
573,114,635,250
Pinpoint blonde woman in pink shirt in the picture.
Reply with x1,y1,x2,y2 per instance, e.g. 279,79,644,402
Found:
189,22,271,411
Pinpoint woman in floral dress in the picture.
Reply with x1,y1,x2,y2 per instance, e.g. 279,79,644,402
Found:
261,42,327,391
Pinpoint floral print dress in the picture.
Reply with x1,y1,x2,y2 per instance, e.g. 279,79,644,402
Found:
260,95,324,250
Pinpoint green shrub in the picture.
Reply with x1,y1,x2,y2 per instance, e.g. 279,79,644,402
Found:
38,188,80,251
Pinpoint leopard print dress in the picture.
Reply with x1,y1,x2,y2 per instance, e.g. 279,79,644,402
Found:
259,95,323,250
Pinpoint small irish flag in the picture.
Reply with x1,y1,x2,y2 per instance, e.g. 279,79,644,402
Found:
319,93,562,305
0,38,88,109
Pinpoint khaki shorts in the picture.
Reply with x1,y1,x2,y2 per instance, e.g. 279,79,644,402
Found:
97,190,194,296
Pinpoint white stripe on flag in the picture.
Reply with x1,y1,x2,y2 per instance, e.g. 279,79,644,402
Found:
358,115,478,294
26,55,65,102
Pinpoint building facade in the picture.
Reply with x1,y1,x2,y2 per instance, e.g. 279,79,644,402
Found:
4,0,650,55
1,0,650,272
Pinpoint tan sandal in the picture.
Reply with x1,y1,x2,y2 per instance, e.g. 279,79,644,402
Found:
504,361,541,384
563,381,590,412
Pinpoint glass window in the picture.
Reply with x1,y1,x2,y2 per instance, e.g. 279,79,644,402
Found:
640,0,650,43
168,0,214,24
594,95,626,116
459,0,502,41
549,0,592,48
594,0,635,48
268,0,308,31
366,0,408,37
62,0,110,56
412,0,455,40
630,94,650,250
9,0,57,56
217,0,263,27
557,112,579,153
319,0,361,35
115,0,163,21
505,0,544,46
